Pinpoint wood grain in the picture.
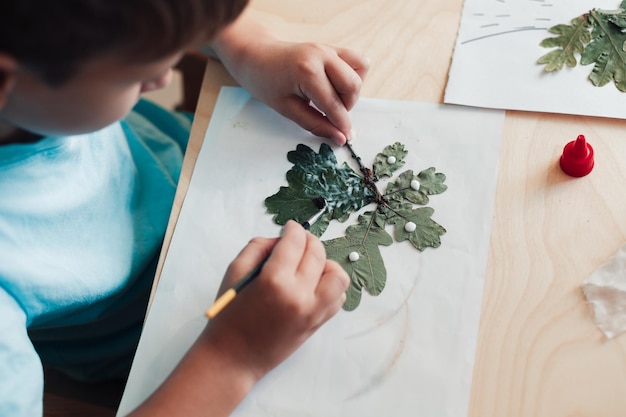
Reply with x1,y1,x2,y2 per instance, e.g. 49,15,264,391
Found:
155,1,626,416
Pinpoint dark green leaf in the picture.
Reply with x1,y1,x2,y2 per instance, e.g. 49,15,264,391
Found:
264,186,322,225
581,10,626,91
265,143,375,235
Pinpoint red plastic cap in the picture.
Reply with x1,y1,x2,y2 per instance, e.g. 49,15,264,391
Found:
559,134,594,177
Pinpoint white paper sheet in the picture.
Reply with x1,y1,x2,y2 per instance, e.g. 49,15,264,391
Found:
117,87,504,417
445,0,626,119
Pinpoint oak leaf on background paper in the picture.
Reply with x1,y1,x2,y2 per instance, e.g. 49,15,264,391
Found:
537,15,591,71
537,2,626,91
581,9,626,91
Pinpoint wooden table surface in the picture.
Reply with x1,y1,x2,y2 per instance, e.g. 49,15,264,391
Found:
155,1,626,416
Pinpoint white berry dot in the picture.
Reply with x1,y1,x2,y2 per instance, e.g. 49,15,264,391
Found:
387,156,397,164
410,179,420,191
404,222,416,233
349,251,360,262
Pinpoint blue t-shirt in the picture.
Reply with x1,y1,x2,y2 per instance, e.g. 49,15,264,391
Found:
0,99,190,416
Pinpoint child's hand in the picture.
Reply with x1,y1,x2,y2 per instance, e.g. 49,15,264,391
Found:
129,221,349,417
211,14,370,145
236,41,369,146
201,220,350,381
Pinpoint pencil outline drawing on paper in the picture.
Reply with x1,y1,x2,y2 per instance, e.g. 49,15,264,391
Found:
460,0,555,45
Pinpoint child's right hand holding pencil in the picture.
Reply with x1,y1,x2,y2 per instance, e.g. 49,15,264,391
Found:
128,220,349,417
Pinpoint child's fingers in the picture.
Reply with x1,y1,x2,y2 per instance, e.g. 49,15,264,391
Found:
299,76,352,143
276,97,348,145
263,221,345,310
335,47,370,83
298,47,367,143
292,230,327,289
220,236,279,291
261,220,307,281
315,260,350,316
323,50,367,111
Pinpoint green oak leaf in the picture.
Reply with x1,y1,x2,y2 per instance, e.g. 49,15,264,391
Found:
537,5,626,92
581,9,626,91
373,142,408,178
385,168,447,206
385,170,428,205
265,143,375,236
382,202,446,250
537,15,591,71
323,212,393,311
416,167,447,195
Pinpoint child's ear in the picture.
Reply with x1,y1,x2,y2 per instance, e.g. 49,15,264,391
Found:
0,54,17,110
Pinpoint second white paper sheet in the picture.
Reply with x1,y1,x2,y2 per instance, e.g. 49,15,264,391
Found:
117,87,504,417
445,0,626,119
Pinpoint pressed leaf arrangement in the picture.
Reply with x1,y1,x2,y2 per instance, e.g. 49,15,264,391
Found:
538,0,626,91
265,142,447,311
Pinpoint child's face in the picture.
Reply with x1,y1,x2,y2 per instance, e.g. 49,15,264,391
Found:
3,51,183,137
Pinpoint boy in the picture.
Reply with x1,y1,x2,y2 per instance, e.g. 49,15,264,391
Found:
0,1,368,415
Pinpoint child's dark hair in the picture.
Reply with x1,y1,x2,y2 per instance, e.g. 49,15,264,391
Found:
0,0,249,85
